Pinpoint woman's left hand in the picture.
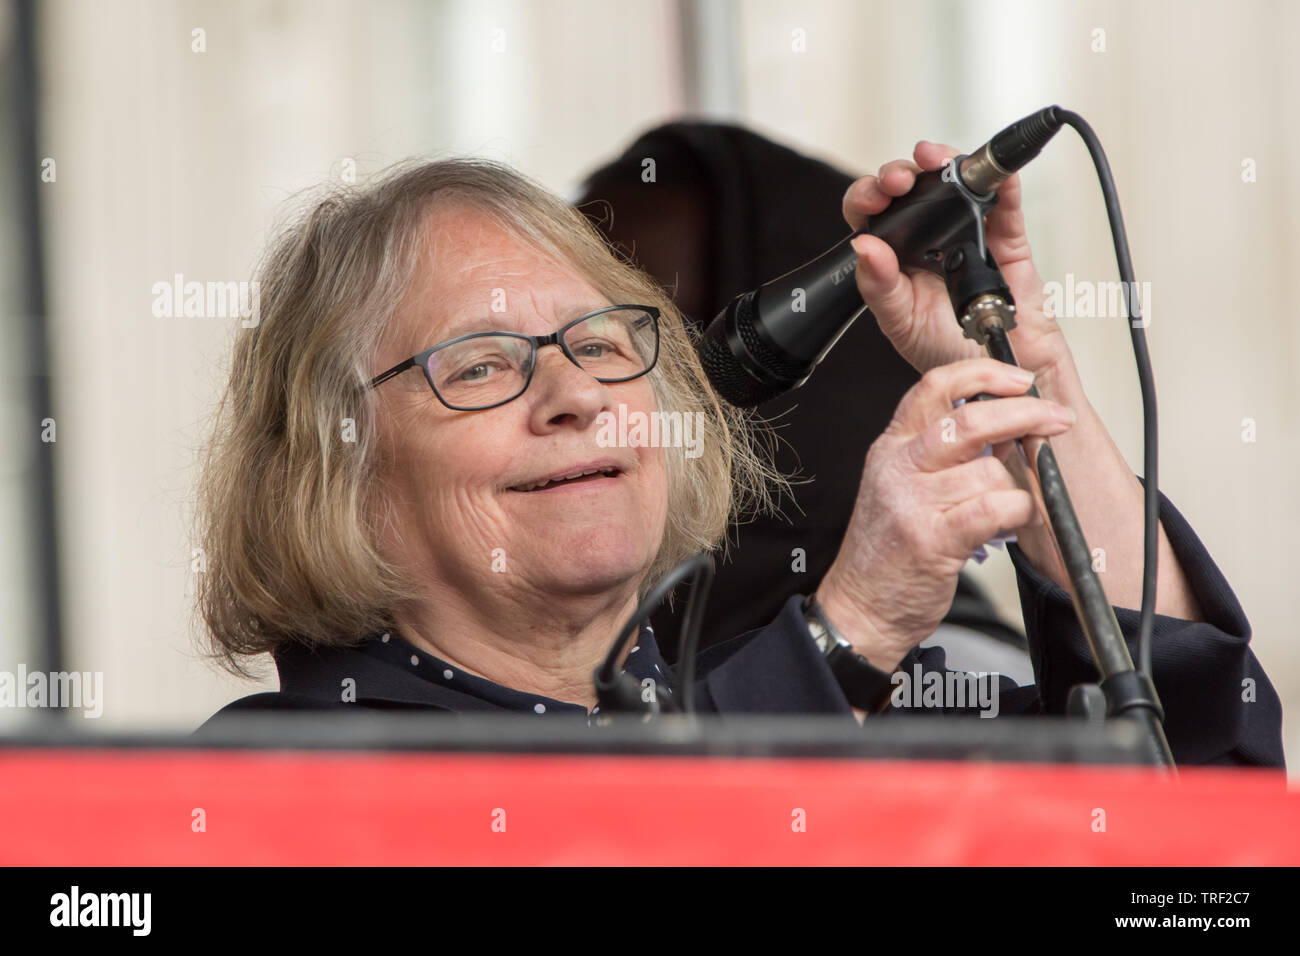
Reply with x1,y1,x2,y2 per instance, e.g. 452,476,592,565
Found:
842,140,1075,394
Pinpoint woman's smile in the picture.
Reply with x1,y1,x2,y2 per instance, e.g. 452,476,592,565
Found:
506,458,627,493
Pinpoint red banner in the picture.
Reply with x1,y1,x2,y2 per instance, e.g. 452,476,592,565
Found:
1,749,1295,865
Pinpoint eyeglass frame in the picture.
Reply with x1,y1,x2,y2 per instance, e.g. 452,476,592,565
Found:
366,303,662,411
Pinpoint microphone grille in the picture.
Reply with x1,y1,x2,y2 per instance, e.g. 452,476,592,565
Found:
698,331,774,408
698,294,810,408
735,303,808,382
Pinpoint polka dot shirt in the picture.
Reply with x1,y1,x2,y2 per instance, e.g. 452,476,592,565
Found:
357,625,676,724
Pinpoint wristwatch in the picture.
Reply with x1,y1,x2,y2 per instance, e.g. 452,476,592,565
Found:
802,593,897,714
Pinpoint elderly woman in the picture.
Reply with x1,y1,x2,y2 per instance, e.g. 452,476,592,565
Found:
197,144,1282,767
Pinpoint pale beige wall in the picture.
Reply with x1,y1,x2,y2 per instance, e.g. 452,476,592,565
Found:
21,0,1297,770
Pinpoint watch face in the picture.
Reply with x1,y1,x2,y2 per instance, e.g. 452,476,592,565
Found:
802,612,832,654
803,599,842,648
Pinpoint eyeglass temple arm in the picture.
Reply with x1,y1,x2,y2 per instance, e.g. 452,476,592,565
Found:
369,357,418,390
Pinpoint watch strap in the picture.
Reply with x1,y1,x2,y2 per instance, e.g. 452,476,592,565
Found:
803,594,896,713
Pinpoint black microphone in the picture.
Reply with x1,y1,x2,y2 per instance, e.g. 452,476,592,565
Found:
698,106,1064,407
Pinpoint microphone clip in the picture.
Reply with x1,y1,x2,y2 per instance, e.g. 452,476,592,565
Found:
860,153,1016,341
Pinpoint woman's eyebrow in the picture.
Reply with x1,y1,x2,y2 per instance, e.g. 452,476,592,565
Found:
432,316,501,341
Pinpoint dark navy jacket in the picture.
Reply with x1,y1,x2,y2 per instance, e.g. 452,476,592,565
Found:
198,488,1285,769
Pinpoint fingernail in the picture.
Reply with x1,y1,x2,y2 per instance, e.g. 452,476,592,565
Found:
1013,368,1035,385
850,235,870,256
1055,405,1077,424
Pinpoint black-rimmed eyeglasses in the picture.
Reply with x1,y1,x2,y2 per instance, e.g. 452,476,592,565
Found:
367,305,661,411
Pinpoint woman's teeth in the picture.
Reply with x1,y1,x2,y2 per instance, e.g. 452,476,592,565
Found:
512,467,618,492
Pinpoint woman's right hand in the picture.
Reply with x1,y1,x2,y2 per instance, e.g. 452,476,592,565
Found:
814,357,1076,672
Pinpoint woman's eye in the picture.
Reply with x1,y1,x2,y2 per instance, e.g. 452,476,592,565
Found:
573,339,617,358
456,361,501,382
445,354,517,385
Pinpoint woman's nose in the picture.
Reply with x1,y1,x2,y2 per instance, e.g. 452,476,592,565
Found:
525,345,609,430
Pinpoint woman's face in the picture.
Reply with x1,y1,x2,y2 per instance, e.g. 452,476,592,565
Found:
373,205,669,606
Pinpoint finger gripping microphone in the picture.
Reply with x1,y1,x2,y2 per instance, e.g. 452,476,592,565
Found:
698,106,1064,408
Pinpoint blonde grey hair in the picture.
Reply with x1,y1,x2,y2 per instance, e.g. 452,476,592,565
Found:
195,157,785,676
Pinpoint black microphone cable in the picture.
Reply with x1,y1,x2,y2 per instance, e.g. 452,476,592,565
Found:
955,104,1159,683
593,553,715,716
915,105,1161,686
1049,108,1159,679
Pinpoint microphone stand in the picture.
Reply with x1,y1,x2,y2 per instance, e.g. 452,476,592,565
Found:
871,160,1174,768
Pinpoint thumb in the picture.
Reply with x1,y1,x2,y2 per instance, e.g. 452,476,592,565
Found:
851,233,914,333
